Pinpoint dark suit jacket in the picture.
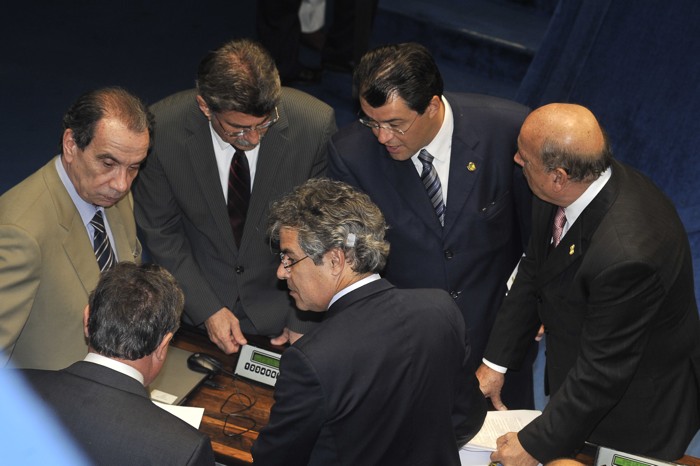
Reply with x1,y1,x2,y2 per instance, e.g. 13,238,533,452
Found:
485,160,700,462
21,361,215,466
252,279,487,466
133,88,336,335
328,93,534,405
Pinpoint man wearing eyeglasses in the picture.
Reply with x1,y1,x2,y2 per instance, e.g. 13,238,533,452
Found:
133,38,337,354
327,42,536,408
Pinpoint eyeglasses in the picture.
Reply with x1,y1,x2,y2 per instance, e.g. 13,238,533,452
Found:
213,107,279,139
279,252,309,271
358,111,419,136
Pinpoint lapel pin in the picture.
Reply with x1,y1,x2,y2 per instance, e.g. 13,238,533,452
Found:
467,162,476,172
569,244,575,255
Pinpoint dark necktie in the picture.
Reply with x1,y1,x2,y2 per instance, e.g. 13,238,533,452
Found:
90,210,115,272
418,149,445,226
552,207,567,247
227,149,251,247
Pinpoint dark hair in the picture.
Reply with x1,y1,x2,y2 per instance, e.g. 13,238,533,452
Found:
196,38,281,116
268,178,390,274
61,87,154,153
87,262,184,361
541,128,614,182
353,42,443,113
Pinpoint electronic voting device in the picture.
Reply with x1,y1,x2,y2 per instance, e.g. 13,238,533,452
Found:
234,344,281,387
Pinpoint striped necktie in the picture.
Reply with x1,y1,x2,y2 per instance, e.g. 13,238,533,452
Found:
227,149,251,247
552,207,567,247
418,149,445,226
90,210,115,272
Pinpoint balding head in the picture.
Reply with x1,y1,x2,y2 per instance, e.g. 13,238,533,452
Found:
522,103,612,183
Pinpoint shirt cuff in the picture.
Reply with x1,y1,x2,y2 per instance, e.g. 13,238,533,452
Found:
482,358,508,374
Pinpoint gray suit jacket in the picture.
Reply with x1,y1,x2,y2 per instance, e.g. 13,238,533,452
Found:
133,88,336,335
21,361,215,465
0,158,141,369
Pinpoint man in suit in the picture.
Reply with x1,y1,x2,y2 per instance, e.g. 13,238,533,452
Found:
21,262,215,465
133,39,336,355
252,178,487,465
477,103,700,464
327,42,535,408
0,87,149,369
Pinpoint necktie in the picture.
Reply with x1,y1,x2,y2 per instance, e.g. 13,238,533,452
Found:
552,206,567,247
90,210,115,272
227,149,251,247
418,149,445,226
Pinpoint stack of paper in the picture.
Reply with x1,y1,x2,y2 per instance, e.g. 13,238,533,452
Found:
459,410,541,466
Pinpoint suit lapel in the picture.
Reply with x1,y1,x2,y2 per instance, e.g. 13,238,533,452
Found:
185,104,237,254
42,161,99,293
443,99,484,236
383,153,444,238
536,165,620,285
242,103,291,251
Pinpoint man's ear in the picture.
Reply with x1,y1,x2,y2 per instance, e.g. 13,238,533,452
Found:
551,168,569,193
83,304,90,339
62,129,77,163
196,95,210,119
154,332,173,361
328,248,346,274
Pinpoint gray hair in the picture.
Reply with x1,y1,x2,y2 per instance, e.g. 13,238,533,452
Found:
540,129,613,182
268,178,390,274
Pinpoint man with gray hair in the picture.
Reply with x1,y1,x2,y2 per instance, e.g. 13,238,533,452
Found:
134,38,336,355
21,262,215,465
252,178,486,466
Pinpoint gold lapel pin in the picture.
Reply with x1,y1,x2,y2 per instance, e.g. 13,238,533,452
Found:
569,244,575,255
467,162,476,171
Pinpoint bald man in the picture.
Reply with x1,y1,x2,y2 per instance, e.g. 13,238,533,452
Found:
476,103,700,465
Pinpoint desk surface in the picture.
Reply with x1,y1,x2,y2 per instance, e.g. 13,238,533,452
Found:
171,327,700,466
171,327,281,466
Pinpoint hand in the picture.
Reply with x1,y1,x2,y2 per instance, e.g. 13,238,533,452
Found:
476,363,508,411
204,308,248,354
535,324,545,341
490,432,538,466
270,327,304,346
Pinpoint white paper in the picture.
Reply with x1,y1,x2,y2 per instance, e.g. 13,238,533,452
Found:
153,400,205,429
464,410,541,452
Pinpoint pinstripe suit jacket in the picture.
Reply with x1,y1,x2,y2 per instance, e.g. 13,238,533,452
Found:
133,88,336,335
0,158,141,369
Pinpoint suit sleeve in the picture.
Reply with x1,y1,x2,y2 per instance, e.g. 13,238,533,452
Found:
520,261,665,462
186,434,216,466
252,347,325,466
327,136,363,188
0,225,41,365
133,149,224,325
452,316,488,447
284,108,336,333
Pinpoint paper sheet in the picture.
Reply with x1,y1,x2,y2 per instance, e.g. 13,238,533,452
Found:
463,410,542,452
153,400,205,429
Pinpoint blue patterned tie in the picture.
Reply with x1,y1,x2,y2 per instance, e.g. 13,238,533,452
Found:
418,149,445,226
90,211,115,272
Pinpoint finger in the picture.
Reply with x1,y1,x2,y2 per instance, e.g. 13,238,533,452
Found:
270,333,289,346
491,395,508,411
229,321,248,347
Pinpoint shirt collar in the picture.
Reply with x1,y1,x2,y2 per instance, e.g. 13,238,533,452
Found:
55,156,103,226
328,273,381,309
84,352,145,385
412,95,454,163
562,166,613,230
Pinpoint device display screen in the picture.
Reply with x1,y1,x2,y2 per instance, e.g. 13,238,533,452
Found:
613,455,654,466
252,351,280,369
